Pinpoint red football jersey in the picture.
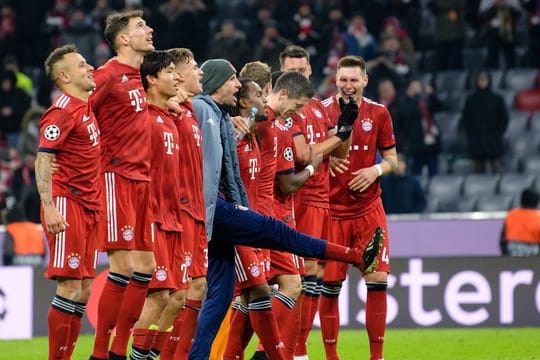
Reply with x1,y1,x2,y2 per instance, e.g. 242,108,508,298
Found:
38,93,101,211
237,133,262,211
273,119,296,223
176,102,206,222
290,98,333,208
256,107,278,216
323,96,396,219
90,58,150,181
147,104,183,232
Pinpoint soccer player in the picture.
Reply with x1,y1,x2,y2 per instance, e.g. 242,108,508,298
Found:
126,50,188,360
189,63,377,360
223,78,286,360
36,44,100,360
89,10,156,360
158,47,208,360
321,55,397,360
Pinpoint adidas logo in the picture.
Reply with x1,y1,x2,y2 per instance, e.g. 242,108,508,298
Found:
121,74,128,83
157,116,164,123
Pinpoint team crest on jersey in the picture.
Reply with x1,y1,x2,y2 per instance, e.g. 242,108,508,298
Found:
313,108,323,118
284,117,293,129
121,225,134,241
185,254,192,267
68,253,81,269
361,118,373,132
283,147,294,161
250,264,261,277
155,266,168,281
44,125,61,141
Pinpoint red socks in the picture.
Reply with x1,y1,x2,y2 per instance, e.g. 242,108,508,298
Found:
110,272,152,356
48,295,75,360
319,283,342,360
92,272,129,359
366,282,387,360
64,302,85,359
223,304,253,359
172,298,202,360
295,276,321,356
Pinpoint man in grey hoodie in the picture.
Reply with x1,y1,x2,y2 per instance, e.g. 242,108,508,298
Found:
189,60,379,359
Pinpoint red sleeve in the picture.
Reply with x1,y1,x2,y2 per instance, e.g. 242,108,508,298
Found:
377,106,396,150
276,127,295,175
289,113,304,137
37,108,76,153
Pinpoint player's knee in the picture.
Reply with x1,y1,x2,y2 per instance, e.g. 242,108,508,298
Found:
168,289,186,313
56,279,82,300
364,271,388,283
187,276,206,300
248,283,271,301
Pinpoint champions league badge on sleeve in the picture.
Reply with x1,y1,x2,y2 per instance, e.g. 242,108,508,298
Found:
44,125,61,141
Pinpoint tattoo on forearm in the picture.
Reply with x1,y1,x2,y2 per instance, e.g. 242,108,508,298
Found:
35,153,55,207
382,156,398,171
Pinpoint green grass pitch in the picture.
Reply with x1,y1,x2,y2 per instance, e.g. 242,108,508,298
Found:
2,328,539,359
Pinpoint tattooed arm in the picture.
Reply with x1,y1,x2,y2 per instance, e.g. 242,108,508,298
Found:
35,152,68,233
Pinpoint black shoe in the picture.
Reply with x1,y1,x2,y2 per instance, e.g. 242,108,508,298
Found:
362,226,384,274
108,351,127,360
250,350,269,360
89,356,108,360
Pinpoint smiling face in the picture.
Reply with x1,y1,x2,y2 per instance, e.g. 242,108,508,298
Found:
59,52,96,92
335,65,368,101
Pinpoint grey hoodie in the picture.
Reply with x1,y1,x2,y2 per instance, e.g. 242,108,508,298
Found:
192,94,249,240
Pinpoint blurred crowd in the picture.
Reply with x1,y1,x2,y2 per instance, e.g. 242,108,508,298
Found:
0,0,539,220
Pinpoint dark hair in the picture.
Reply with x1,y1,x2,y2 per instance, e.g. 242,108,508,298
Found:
520,188,539,209
167,48,194,66
337,55,366,73
231,78,255,116
104,10,143,51
272,70,314,99
279,45,310,67
271,70,284,88
141,51,174,90
239,61,272,89
43,44,79,82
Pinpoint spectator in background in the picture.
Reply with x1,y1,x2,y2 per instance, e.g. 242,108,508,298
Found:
378,78,402,151
0,70,32,147
523,0,540,67
500,188,540,256
17,106,45,159
60,7,101,66
208,19,251,70
343,14,377,61
396,78,443,177
462,70,508,173
319,7,347,56
255,20,292,71
9,151,40,223
380,16,416,68
292,2,320,58
0,5,17,61
480,0,522,69
381,153,426,214
366,36,411,99
2,55,34,95
429,0,466,70
2,206,45,266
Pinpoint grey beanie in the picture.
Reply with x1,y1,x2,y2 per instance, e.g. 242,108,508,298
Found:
201,59,237,95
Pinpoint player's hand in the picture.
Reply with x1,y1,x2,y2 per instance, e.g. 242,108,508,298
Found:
167,97,183,115
43,205,69,234
329,157,349,177
50,159,60,173
175,87,194,104
231,116,250,138
348,166,379,192
336,97,359,141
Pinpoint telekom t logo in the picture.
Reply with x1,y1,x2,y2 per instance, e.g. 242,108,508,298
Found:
87,123,99,146
249,158,259,180
163,132,175,155
306,124,316,144
128,89,145,112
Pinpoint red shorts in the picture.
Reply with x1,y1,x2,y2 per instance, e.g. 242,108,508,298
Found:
180,211,208,278
267,250,304,283
295,203,331,262
324,200,390,282
259,249,271,280
233,246,267,296
149,224,188,290
100,173,153,251
43,196,99,280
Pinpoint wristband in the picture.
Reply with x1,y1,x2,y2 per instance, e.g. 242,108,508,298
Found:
305,164,315,176
375,164,383,177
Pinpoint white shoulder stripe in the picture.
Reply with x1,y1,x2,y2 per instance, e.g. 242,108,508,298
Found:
55,94,71,109
362,97,385,107
321,97,334,107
